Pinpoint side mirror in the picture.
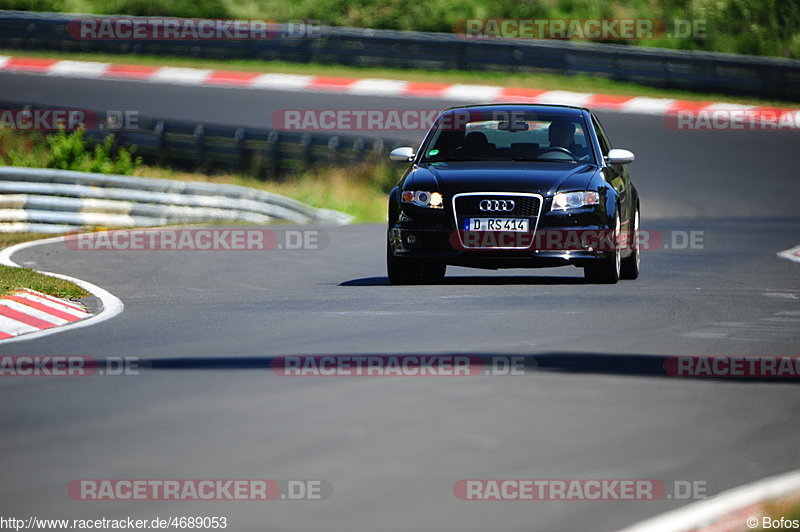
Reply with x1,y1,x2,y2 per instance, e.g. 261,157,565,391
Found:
605,148,635,165
389,147,416,162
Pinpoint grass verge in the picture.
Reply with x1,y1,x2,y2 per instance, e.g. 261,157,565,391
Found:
0,232,54,250
0,265,89,298
757,493,800,530
1,48,796,109
0,233,90,298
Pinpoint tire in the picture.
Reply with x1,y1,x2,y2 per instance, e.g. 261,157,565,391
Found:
620,207,640,280
420,261,446,284
584,212,621,284
387,242,446,285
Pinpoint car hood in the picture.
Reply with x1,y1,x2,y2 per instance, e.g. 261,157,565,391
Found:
405,161,597,197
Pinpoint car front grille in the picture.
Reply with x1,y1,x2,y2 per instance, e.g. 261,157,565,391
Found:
451,193,544,250
454,195,541,217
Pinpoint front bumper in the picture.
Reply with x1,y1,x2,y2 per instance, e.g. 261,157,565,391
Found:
389,206,616,269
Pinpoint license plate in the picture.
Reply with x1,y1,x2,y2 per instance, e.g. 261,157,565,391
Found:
463,218,529,232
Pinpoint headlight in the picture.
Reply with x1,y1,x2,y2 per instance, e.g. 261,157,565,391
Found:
402,190,444,209
551,191,600,211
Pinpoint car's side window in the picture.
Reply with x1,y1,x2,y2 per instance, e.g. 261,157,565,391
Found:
592,116,612,156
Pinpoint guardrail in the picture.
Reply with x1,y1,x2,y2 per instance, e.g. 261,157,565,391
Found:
0,100,407,177
1,10,798,101
0,166,353,233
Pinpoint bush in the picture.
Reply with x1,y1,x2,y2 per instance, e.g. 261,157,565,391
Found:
0,129,143,175
45,129,143,174
98,0,230,19
0,0,65,11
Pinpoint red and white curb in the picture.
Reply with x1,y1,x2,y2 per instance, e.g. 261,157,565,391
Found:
618,469,800,532
0,288,91,339
777,245,800,264
0,235,124,343
0,55,796,117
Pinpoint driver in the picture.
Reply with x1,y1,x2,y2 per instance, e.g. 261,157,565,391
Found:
548,119,576,150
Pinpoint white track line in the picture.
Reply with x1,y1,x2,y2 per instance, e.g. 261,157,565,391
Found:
442,84,504,101
24,288,86,312
251,73,314,90
0,315,39,336
533,90,594,106
47,60,110,78
0,299,68,325
619,97,677,115
0,235,124,343
150,67,212,85
348,78,408,96
777,245,800,264
618,469,800,532
13,291,89,318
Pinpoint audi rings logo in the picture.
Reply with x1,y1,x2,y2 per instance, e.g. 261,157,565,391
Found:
479,199,515,212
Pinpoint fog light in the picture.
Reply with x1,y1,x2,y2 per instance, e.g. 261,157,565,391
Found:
406,233,418,246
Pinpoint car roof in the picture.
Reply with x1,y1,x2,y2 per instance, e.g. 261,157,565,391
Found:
441,103,589,116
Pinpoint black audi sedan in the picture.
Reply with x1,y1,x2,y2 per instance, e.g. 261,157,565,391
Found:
387,104,639,284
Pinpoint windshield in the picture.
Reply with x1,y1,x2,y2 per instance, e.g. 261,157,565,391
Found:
420,111,595,164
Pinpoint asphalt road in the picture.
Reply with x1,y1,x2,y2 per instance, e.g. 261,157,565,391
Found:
0,72,799,532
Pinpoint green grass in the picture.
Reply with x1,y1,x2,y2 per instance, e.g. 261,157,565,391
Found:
1,48,797,108
0,264,90,298
0,232,53,250
0,233,91,298
2,0,798,59
756,493,800,530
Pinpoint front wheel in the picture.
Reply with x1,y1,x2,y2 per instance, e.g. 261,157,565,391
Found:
387,242,446,285
584,213,621,284
620,207,640,280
